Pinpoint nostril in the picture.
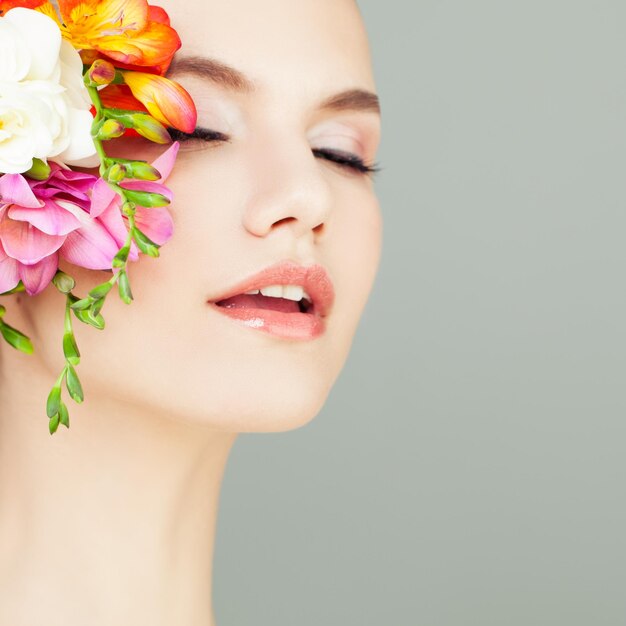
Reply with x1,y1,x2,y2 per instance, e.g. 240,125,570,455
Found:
274,216,297,227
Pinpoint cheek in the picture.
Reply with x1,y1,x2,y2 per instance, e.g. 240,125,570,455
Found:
24,150,382,432
329,183,383,320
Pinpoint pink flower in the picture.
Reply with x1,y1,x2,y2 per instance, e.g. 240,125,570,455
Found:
88,141,178,253
0,167,91,295
0,142,178,296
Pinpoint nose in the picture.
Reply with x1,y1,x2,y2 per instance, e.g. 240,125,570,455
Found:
241,137,333,241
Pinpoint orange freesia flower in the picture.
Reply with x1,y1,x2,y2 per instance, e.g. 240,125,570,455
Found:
121,71,196,133
22,0,182,69
99,85,148,114
0,0,44,15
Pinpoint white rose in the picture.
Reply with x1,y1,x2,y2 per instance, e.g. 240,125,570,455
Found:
0,8,98,174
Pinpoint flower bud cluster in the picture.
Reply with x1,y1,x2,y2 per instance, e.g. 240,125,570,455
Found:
0,0,196,435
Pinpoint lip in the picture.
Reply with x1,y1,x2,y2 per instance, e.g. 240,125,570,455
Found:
207,260,335,340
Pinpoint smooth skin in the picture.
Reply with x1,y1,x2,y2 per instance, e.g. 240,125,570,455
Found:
0,0,382,623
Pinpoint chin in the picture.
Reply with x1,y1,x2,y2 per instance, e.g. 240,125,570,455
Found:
153,365,337,433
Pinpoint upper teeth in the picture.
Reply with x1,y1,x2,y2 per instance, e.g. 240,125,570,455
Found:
244,284,311,302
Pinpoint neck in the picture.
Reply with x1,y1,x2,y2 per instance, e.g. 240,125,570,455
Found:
0,352,236,626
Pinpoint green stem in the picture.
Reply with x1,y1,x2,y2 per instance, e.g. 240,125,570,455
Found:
54,365,68,389
64,294,73,335
85,76,136,291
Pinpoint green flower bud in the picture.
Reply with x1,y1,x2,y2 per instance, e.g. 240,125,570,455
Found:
95,119,126,141
103,109,170,144
66,365,84,403
84,59,117,87
58,402,70,428
106,162,127,182
52,271,76,294
0,305,5,319
73,308,105,330
129,114,171,144
125,161,161,181
118,270,133,304
123,188,170,208
0,321,34,354
46,385,62,419
49,413,60,435
24,158,51,181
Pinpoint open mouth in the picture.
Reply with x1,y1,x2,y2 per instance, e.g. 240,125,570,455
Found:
208,268,331,340
214,292,315,315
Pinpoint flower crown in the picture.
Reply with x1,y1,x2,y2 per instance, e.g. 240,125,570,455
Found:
0,0,197,434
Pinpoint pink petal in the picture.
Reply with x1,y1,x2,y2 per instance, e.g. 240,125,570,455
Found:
59,216,123,270
150,142,179,183
50,165,97,189
0,218,65,265
28,165,97,210
90,177,118,218
0,174,43,209
0,242,20,294
19,252,59,295
98,202,139,261
134,206,174,246
8,200,82,236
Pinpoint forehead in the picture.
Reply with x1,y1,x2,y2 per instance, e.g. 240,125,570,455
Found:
158,0,376,93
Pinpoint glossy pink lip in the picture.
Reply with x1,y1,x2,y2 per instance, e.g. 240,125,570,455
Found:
207,261,335,340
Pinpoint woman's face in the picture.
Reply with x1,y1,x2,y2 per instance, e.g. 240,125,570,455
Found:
18,0,382,432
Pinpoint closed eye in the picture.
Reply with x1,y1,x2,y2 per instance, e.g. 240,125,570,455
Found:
168,126,381,177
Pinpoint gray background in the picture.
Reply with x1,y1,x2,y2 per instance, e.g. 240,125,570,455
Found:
214,1,626,624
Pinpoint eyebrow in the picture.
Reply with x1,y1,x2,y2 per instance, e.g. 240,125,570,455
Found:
167,55,381,115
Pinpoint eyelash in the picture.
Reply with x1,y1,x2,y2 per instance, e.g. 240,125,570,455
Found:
168,127,381,177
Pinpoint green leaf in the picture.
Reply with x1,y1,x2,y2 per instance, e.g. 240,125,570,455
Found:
63,332,81,365
49,413,60,435
58,402,70,428
123,188,170,208
73,308,105,330
0,321,34,354
46,385,62,418
66,365,84,403
132,227,160,258
118,270,133,304
88,282,114,299
89,297,105,318
70,297,92,311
